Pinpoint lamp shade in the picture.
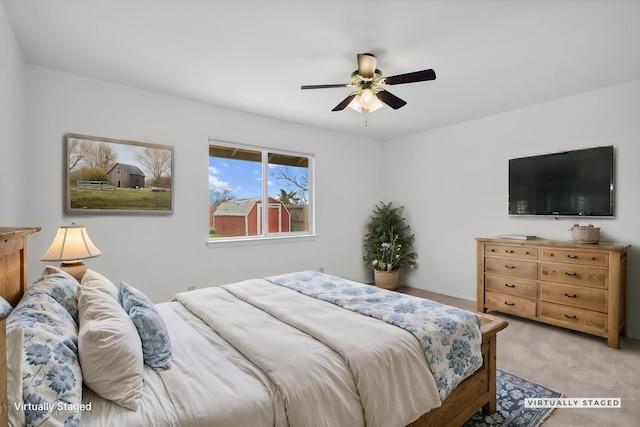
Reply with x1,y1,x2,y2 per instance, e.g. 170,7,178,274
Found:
347,94,363,112
368,96,384,112
41,226,103,262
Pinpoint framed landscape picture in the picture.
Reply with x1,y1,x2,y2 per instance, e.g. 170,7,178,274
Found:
65,133,174,214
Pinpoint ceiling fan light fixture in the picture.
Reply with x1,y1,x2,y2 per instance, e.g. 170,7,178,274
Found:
360,88,377,109
347,94,363,112
368,97,384,112
347,89,384,113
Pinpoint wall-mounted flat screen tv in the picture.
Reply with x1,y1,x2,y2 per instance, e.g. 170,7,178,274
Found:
509,146,614,216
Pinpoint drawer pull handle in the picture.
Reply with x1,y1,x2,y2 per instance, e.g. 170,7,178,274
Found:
567,254,578,259
564,293,578,298
505,284,516,288
505,265,516,269
490,249,496,252
504,302,515,306
565,272,577,277
564,314,577,319
505,250,514,253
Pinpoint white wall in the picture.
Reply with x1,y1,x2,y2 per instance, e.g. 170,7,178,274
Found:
25,66,383,302
0,2,27,223
384,79,640,339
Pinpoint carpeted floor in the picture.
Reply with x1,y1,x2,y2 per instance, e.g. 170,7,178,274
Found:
463,369,562,427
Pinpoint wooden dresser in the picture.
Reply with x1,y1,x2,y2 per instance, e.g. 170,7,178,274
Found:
476,237,629,348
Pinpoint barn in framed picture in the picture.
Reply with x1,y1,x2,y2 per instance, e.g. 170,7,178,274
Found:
107,163,145,189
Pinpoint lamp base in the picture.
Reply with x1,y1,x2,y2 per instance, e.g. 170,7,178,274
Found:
59,260,87,282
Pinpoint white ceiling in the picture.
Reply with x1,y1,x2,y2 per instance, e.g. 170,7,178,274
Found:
4,0,640,141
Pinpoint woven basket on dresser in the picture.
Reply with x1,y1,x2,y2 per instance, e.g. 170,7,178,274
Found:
571,224,601,244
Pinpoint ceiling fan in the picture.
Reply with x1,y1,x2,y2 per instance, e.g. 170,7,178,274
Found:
301,53,436,112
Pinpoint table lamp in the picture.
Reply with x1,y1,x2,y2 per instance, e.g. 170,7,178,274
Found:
41,226,103,281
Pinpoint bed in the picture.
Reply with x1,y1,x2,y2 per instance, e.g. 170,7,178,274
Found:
1,227,507,427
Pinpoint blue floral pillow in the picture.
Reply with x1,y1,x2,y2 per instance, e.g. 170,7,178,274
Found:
29,266,80,323
6,289,83,426
119,282,172,369
0,296,12,317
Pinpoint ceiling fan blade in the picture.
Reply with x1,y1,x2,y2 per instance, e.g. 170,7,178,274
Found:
332,93,357,111
383,69,436,85
375,90,407,110
357,53,377,79
301,83,349,90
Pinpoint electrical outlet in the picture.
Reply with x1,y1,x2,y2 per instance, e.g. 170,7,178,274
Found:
187,286,195,291
319,267,324,273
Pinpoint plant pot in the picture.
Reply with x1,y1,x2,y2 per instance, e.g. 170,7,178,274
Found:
374,269,400,290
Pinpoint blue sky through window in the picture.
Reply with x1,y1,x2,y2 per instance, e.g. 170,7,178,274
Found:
208,156,308,201
209,156,262,199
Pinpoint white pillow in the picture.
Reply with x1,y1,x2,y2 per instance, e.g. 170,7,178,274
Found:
77,285,144,410
81,269,120,300
43,265,78,281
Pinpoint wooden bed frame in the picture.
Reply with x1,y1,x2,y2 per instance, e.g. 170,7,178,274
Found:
0,226,507,427
1,227,40,426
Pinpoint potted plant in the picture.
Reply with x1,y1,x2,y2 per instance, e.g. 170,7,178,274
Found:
363,202,417,290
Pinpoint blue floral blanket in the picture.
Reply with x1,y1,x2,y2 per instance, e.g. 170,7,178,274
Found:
265,271,483,399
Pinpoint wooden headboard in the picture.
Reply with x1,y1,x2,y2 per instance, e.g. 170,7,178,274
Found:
0,227,40,425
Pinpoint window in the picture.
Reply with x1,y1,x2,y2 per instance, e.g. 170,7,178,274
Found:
208,141,314,241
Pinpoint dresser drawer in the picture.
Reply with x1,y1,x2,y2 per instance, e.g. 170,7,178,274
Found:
485,244,538,260
539,263,607,288
540,248,608,267
485,257,538,279
539,301,607,335
485,291,536,318
485,274,537,298
540,282,607,312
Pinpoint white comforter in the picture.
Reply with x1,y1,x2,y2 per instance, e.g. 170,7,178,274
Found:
82,279,442,427
81,299,282,426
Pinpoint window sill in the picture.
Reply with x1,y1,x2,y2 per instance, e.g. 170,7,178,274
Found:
206,233,317,248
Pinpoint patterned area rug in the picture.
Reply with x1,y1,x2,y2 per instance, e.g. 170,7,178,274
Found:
463,370,562,427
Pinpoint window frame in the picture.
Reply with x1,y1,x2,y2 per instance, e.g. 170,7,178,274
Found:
207,139,316,245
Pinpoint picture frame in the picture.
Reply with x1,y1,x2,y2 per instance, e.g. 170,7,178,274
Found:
65,133,174,214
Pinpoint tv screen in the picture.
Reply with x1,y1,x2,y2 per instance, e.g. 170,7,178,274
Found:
509,146,614,216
